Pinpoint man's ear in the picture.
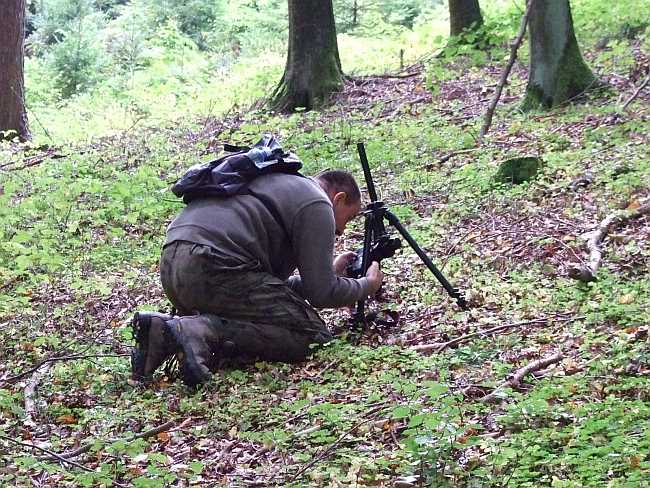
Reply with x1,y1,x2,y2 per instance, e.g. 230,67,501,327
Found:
332,191,347,207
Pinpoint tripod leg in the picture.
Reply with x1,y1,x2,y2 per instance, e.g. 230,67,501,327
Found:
384,211,467,309
353,214,375,322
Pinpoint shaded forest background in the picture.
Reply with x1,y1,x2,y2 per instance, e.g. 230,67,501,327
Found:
11,0,644,142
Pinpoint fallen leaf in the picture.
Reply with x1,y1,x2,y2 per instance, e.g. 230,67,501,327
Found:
128,466,145,476
627,200,641,210
157,431,170,443
56,414,77,425
618,294,635,304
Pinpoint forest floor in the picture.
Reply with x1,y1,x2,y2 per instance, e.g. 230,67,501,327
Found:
1,40,649,487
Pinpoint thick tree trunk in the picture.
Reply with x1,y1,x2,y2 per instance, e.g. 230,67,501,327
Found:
270,0,343,112
0,0,30,141
449,0,483,37
522,0,596,110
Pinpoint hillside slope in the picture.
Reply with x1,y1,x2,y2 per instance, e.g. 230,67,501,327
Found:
1,33,649,488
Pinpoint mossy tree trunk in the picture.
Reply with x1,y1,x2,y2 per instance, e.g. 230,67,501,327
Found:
522,0,596,111
270,0,343,112
0,0,30,141
449,0,483,37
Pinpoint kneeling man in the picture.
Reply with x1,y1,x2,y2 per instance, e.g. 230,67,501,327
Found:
132,169,382,386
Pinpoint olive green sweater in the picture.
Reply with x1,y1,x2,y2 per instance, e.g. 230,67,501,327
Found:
165,173,369,308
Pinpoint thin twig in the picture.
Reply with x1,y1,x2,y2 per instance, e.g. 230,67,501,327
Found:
529,234,586,266
413,314,581,353
288,404,387,482
2,353,130,385
479,0,533,138
53,420,177,460
421,148,481,170
0,434,94,472
622,73,650,110
355,72,421,80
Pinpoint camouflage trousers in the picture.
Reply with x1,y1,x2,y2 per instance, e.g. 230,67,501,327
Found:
160,241,333,363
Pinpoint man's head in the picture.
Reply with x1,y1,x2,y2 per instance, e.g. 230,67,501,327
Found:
315,170,362,236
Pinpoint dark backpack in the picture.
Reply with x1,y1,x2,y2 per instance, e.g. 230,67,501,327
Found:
171,134,303,204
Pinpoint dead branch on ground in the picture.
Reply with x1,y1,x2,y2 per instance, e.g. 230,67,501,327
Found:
412,315,580,353
479,351,564,403
24,362,53,428
622,73,650,110
421,148,481,170
569,202,650,282
47,419,177,461
0,434,94,472
288,404,387,482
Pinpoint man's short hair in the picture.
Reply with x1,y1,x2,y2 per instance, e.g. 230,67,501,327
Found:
315,169,361,204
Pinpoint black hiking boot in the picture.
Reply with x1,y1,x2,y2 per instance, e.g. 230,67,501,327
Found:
131,311,178,382
165,314,234,387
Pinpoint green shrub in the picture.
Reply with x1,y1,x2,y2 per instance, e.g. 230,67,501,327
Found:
46,28,105,97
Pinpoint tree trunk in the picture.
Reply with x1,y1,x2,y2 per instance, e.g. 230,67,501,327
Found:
0,0,30,141
270,0,343,113
449,0,483,37
522,0,596,110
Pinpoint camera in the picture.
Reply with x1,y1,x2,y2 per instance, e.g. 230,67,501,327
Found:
346,235,401,278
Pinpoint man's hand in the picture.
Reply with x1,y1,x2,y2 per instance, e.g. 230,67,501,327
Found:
333,251,357,276
365,261,384,295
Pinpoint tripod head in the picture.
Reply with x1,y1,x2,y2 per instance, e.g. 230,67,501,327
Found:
346,145,402,279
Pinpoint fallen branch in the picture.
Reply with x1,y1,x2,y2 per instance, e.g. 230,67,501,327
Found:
0,151,67,171
569,202,650,282
480,351,564,403
622,73,650,110
387,96,431,120
24,362,52,428
51,419,177,460
412,315,580,353
0,434,93,472
479,0,533,138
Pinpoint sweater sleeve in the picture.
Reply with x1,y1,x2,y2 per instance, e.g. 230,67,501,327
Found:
288,201,370,308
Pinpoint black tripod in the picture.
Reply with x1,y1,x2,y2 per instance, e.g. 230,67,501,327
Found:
349,143,467,324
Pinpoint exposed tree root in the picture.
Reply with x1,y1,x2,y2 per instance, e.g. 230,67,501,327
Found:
479,351,564,403
569,201,650,282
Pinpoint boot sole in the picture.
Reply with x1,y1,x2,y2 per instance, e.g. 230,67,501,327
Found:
131,312,152,381
131,311,174,382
